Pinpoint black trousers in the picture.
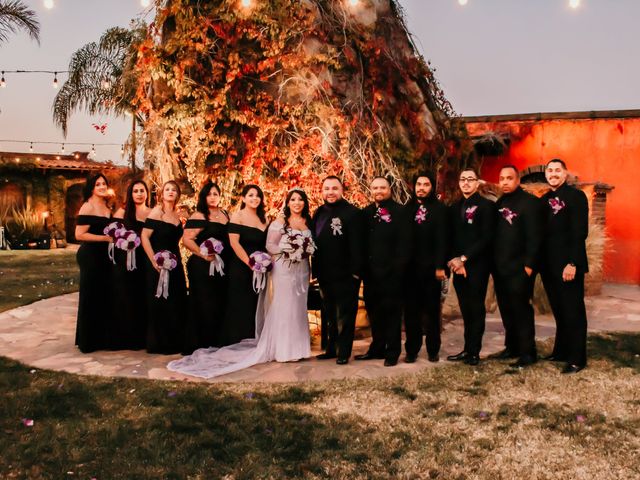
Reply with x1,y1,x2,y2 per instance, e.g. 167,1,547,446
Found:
319,277,360,359
494,270,537,359
363,278,403,361
404,270,442,358
453,267,490,356
541,271,587,367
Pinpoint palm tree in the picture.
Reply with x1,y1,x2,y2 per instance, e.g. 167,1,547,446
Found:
52,25,146,169
0,0,39,45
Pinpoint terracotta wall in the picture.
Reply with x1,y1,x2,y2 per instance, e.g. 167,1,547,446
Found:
465,116,640,285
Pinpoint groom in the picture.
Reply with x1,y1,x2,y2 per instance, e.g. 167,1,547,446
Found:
311,176,364,365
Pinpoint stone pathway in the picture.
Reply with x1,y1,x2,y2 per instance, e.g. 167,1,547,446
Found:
0,284,638,383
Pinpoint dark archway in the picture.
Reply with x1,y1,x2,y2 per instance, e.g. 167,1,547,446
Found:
65,183,84,242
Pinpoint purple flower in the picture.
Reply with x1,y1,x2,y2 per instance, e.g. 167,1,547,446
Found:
200,237,224,256
465,206,478,224
499,207,518,225
103,221,125,239
374,207,392,223
115,230,141,251
414,205,428,224
249,251,273,273
154,250,178,270
548,197,566,215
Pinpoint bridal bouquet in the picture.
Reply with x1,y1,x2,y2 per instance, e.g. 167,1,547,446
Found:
115,230,141,271
249,251,273,293
280,231,316,265
200,237,225,277
103,221,125,264
154,250,178,299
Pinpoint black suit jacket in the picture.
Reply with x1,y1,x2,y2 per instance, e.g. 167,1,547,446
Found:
311,198,364,284
363,198,411,283
407,198,449,272
541,183,589,275
493,187,543,277
450,192,496,272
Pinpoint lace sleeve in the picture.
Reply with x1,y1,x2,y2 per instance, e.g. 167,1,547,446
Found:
266,221,284,255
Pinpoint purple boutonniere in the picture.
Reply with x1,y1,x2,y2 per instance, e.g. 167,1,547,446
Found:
374,207,392,223
548,197,566,215
465,205,478,224
415,205,428,224
499,207,518,225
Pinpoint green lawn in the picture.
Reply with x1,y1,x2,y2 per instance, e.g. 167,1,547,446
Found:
0,250,639,479
0,248,79,312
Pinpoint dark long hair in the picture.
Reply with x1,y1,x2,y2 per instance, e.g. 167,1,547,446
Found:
411,171,438,204
240,184,266,223
159,180,181,211
196,181,222,216
283,188,312,232
83,173,109,201
123,180,150,225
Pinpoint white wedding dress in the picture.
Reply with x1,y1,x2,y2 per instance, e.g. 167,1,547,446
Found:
167,221,312,379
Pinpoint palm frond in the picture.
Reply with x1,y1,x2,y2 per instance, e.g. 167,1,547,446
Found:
0,0,39,45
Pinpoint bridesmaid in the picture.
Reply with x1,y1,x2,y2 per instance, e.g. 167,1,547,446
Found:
141,180,187,354
220,184,268,346
111,180,151,350
75,173,114,353
182,181,230,354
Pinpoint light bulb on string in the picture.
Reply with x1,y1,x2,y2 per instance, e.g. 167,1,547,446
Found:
569,0,580,9
44,0,54,9
458,0,468,5
240,0,252,8
52,72,58,89
29,143,34,153
91,144,96,156
1,72,5,88
60,143,65,154
120,145,125,155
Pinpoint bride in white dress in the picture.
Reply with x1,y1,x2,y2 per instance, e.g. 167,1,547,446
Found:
167,188,313,379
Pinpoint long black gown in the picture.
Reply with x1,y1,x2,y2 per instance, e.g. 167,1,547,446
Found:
183,219,229,354
144,218,187,354
220,223,267,346
75,214,114,353
110,218,148,350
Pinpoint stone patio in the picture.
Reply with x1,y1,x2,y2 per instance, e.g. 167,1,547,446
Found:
0,283,638,383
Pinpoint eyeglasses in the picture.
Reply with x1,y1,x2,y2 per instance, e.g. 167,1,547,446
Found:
459,177,478,183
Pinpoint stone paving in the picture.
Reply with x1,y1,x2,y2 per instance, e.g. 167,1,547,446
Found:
0,284,638,384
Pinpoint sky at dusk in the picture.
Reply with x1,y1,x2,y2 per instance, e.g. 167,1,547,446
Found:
0,0,639,165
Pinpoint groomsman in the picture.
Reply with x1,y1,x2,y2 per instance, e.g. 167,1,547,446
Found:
491,165,542,368
356,176,411,366
311,176,363,365
404,172,449,363
447,168,496,366
540,159,589,374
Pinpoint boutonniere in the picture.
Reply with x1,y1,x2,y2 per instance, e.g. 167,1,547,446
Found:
465,205,478,224
548,197,566,215
415,205,428,224
330,217,343,236
498,207,518,225
374,207,392,223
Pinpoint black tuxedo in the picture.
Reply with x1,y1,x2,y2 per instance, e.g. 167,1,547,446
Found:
404,197,449,358
450,192,496,356
540,183,589,367
493,187,543,360
362,198,411,361
311,198,363,360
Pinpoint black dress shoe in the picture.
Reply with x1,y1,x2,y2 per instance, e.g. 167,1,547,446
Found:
509,356,537,368
384,358,398,367
316,352,337,360
543,354,565,362
336,358,349,365
354,352,384,361
404,354,417,364
561,363,585,374
487,348,517,360
428,354,440,363
464,355,480,366
446,351,469,362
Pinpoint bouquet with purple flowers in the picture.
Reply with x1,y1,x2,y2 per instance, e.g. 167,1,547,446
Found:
280,231,316,265
103,221,125,264
115,229,141,271
153,250,178,299
248,251,273,293
199,237,225,276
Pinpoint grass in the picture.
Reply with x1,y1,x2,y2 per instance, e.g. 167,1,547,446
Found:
1,250,639,478
0,248,79,312
1,334,639,479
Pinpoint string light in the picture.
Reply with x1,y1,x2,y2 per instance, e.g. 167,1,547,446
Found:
240,0,252,8
29,143,33,153
120,145,125,155
43,0,54,9
91,144,96,155
60,143,65,153
0,71,5,88
458,0,468,5
569,0,580,8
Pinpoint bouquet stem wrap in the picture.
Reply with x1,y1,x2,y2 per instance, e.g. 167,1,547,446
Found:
209,254,225,276
127,250,137,271
107,243,116,264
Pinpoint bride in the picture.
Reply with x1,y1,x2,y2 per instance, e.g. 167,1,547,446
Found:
167,187,313,378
